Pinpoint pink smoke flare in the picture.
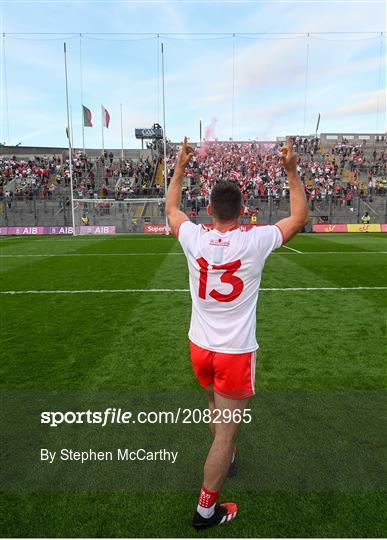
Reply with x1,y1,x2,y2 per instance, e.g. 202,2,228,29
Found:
197,118,218,160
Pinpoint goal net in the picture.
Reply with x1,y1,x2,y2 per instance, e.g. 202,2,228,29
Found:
73,198,168,234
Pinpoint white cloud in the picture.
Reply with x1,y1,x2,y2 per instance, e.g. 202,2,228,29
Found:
325,89,386,118
195,92,231,105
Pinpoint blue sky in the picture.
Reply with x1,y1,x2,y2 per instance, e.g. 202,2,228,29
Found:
0,0,385,149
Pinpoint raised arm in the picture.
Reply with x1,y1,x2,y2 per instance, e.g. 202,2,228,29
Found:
276,137,308,243
165,137,194,236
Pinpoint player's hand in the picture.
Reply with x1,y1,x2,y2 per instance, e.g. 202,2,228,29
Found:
175,137,194,171
281,136,298,174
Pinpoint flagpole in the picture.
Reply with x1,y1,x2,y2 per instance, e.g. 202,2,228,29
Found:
120,103,124,161
161,42,169,235
101,105,105,157
63,42,76,237
79,33,85,155
199,118,202,145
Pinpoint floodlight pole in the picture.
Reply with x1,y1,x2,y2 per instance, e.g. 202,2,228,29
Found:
64,42,76,236
161,42,169,235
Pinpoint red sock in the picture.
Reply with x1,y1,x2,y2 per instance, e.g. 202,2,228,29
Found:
197,485,220,518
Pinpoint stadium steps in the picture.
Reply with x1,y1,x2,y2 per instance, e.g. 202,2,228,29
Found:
133,204,145,218
155,161,164,188
148,156,161,192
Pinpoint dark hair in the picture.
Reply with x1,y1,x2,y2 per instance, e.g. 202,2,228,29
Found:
210,181,242,221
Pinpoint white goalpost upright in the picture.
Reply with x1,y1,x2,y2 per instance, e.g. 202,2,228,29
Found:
63,42,76,236
73,198,167,234
161,42,170,236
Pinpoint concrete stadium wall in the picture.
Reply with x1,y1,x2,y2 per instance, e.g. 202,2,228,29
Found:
320,133,386,145
1,134,385,159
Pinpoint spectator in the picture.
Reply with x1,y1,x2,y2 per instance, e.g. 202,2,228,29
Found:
361,212,370,224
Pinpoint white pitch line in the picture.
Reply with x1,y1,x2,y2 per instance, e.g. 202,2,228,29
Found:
282,251,387,255
275,251,387,255
1,287,386,295
0,252,184,258
261,287,387,291
0,236,172,242
1,251,386,258
282,245,302,253
1,288,190,295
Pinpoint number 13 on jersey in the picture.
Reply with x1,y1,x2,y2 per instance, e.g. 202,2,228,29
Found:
197,257,244,302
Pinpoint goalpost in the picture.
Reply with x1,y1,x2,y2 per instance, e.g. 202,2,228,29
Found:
72,198,169,234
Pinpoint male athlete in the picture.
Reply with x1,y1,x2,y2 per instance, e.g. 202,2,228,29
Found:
166,137,308,530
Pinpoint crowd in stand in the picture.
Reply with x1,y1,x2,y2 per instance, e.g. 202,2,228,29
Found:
166,138,386,214
60,152,157,199
1,138,386,214
0,155,63,201
112,157,158,200
331,140,386,176
0,151,158,205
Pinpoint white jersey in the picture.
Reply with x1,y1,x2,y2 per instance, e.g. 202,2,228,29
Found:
178,221,283,354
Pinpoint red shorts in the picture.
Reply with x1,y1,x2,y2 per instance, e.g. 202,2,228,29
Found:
190,341,256,399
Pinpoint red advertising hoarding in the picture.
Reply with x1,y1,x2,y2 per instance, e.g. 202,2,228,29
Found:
143,223,267,234
143,224,169,234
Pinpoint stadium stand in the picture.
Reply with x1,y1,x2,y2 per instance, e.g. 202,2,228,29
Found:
1,134,385,231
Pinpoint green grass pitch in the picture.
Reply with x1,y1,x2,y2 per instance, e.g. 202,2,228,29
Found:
1,232,386,537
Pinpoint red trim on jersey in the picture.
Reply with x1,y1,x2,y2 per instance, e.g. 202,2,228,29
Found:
274,224,285,245
213,224,239,233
